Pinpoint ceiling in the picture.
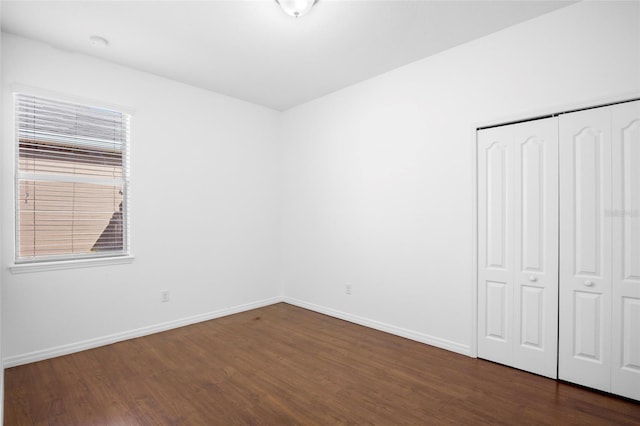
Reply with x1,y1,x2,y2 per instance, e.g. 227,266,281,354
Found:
1,0,575,111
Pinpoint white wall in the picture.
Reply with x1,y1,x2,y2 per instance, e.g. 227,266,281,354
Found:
0,4,4,421
2,1,640,368
1,34,282,365
280,1,640,355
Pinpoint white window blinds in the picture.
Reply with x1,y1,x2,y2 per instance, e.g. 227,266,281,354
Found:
15,94,130,263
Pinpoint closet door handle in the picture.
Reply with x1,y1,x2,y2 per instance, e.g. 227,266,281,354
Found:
528,276,537,282
584,280,595,287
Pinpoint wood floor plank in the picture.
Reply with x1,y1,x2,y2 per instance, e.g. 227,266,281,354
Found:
5,303,640,425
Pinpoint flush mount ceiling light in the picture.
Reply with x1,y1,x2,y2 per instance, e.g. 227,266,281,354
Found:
275,0,318,18
89,35,109,48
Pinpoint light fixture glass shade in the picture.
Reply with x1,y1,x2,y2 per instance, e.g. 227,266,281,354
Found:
276,0,318,18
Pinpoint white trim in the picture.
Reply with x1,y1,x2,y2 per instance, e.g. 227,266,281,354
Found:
9,254,134,274
469,125,479,358
283,297,471,357
3,296,284,368
1,296,473,368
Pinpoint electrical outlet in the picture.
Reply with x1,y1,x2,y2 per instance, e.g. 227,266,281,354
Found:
160,290,170,303
345,283,352,295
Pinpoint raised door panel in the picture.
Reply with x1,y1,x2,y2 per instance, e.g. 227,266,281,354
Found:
622,298,640,371
485,281,508,341
486,142,509,270
520,285,543,349
521,138,544,273
573,291,604,361
478,126,514,366
574,127,604,277
559,107,612,392
612,100,640,400
512,118,558,378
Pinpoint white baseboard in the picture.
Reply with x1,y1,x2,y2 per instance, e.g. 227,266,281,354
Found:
283,297,472,357
4,296,471,368
3,296,284,368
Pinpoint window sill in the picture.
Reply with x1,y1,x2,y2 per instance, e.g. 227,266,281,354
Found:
9,255,135,274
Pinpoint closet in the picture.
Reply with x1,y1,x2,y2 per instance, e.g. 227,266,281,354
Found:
477,99,640,401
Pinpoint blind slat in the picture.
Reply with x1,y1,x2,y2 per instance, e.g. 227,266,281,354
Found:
17,95,128,147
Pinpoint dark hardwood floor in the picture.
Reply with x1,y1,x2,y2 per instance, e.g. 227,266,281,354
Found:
5,303,639,425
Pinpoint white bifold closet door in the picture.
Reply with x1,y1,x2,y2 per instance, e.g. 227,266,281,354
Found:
478,117,558,379
559,100,640,400
611,101,640,400
558,106,612,391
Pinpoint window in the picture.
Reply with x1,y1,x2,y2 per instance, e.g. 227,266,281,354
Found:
15,94,130,263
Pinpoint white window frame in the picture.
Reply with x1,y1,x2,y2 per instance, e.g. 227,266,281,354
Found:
10,91,134,272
